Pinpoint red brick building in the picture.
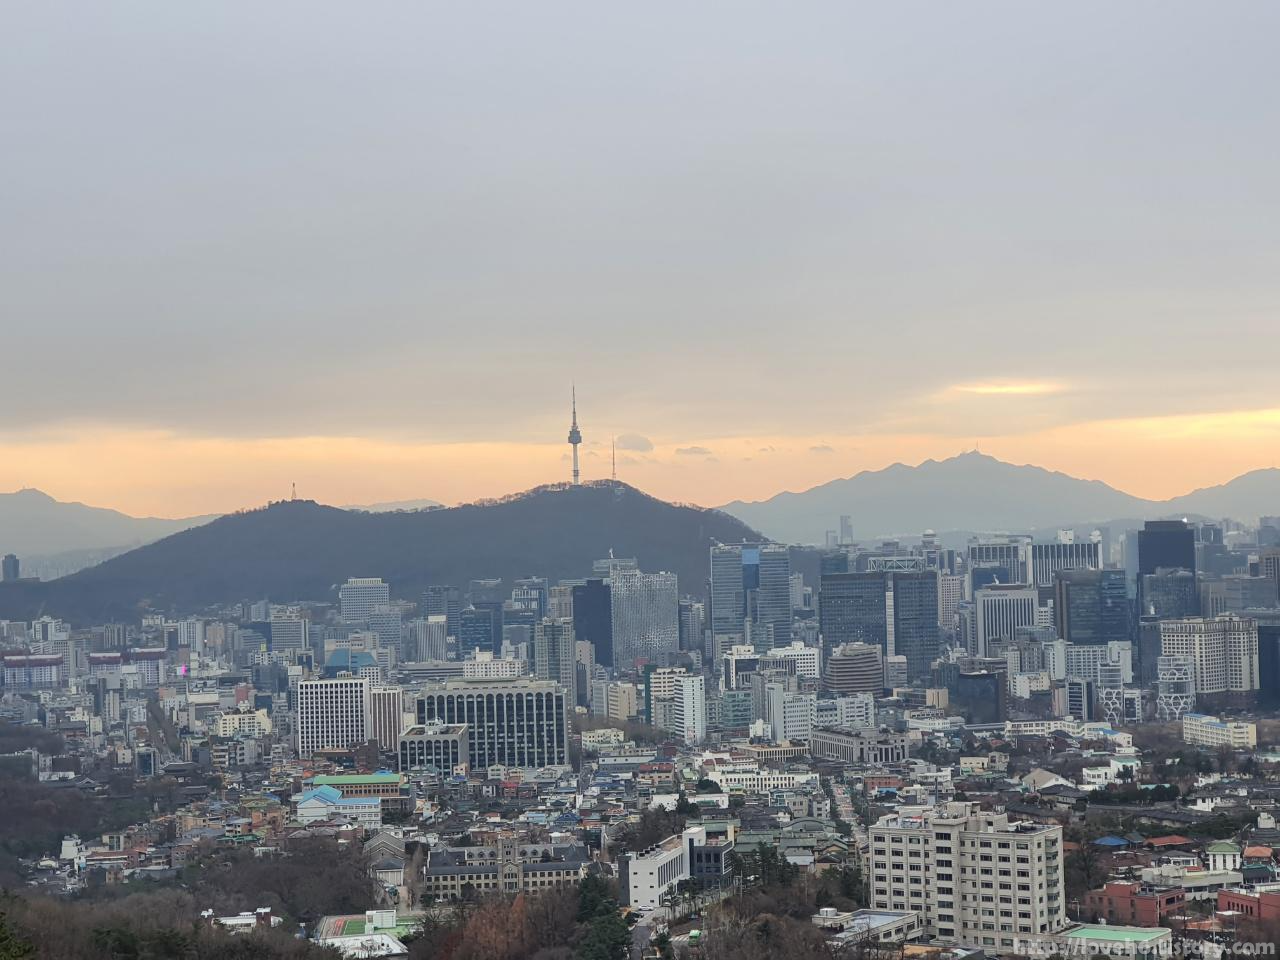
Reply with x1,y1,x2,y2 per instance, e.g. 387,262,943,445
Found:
1085,880,1185,925
1218,888,1280,924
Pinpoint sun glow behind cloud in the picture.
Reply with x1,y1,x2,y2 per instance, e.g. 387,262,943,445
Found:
950,381,1065,397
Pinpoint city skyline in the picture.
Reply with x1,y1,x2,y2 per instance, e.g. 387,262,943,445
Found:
5,2,1280,515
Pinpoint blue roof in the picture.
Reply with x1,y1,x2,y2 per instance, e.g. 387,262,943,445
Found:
300,786,342,804
1093,835,1129,847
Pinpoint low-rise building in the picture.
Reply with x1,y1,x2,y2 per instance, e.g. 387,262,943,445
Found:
1182,713,1257,749
1083,880,1184,926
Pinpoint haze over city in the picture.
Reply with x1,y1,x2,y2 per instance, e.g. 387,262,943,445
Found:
6,1,1280,516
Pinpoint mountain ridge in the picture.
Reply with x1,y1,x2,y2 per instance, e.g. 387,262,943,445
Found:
718,452,1280,543
0,482,759,624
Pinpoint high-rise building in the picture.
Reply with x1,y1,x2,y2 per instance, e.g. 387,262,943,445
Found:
868,802,1066,946
1053,568,1129,646
533,617,577,709
678,598,706,654
609,567,679,668
890,571,941,681
710,543,792,649
1,555,19,582
1159,615,1259,696
1138,520,1196,577
269,613,308,654
1031,538,1101,589
405,616,448,662
1141,567,1199,618
416,677,569,770
974,584,1038,656
339,578,391,622
672,674,706,745
570,578,613,667
967,536,1031,586
819,572,889,661
511,577,549,619
369,685,405,753
297,676,371,757
422,585,462,637
459,605,500,656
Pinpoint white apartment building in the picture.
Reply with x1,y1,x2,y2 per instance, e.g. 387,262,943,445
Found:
868,802,1066,949
1159,615,1260,695
296,676,371,757
672,675,706,745
212,709,272,738
1183,713,1257,749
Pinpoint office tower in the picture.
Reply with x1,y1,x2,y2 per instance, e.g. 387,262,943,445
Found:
678,598,707,654
951,670,1008,723
710,542,792,649
839,515,854,545
1138,520,1195,577
296,676,371,757
422,585,462,637
868,802,1066,947
1031,537,1101,589
459,605,500,656
974,584,1038,656
1159,615,1259,696
1199,575,1279,616
820,549,851,576
269,613,308,654
609,567,679,668
1261,549,1280,594
1256,618,1280,707
1,555,18,582
1140,568,1199,618
367,606,403,651
891,571,942,681
548,584,575,619
369,685,405,753
339,577,391,622
672,674,706,745
819,572,889,660
938,574,966,630
967,536,1031,585
571,578,613,667
1053,568,1129,646
406,615,448,662
1065,677,1095,720
824,643,884,695
471,576,509,642
591,679,639,722
534,617,577,709
643,665,689,725
416,677,569,770
710,545,746,640
511,577,549,619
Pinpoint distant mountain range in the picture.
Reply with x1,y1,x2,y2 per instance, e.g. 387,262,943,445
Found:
719,452,1280,544
0,489,216,559
0,482,759,623
0,489,444,575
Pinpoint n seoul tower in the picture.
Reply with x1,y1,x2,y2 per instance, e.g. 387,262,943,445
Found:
567,386,582,485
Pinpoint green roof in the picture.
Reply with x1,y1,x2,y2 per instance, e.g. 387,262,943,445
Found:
1206,841,1241,853
1067,926,1167,942
311,773,402,784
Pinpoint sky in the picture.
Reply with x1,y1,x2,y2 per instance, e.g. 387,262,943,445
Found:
4,2,1280,517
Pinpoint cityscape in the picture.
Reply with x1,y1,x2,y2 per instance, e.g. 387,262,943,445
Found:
6,3,1280,960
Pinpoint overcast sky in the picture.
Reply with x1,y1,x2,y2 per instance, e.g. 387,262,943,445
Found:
4,1,1280,515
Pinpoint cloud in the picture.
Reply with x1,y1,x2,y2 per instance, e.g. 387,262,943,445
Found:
615,433,654,452
951,381,1063,397
675,446,712,456
810,444,835,454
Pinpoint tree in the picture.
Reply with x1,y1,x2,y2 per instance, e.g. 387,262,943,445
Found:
0,914,32,960
575,913,630,960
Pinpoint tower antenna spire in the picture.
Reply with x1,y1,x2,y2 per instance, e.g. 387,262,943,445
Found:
611,436,617,482
567,385,582,485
